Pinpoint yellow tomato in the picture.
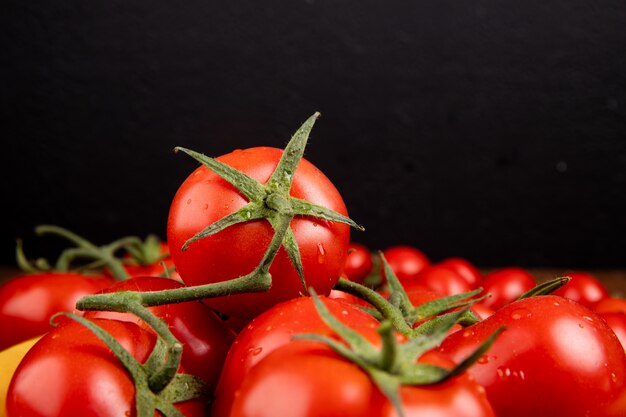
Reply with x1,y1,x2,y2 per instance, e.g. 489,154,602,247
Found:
0,336,41,417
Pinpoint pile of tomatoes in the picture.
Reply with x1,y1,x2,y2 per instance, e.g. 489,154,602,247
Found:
1,113,626,417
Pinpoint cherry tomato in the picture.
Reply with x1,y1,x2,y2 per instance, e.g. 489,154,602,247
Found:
84,276,235,391
595,296,626,315
229,342,495,417
440,295,626,417
211,295,382,417
479,267,536,311
167,147,351,319
598,311,626,350
0,272,115,350
6,319,206,417
343,242,373,284
438,257,482,289
380,245,430,285
553,271,609,308
413,265,472,296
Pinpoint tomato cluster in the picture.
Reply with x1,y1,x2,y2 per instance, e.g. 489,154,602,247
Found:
1,113,626,417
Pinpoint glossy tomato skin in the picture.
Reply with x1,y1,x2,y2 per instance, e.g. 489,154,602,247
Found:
440,295,626,417
84,276,235,391
229,342,495,417
595,296,626,315
479,267,536,311
553,271,609,308
211,295,381,417
167,147,351,319
598,312,626,350
381,245,430,285
0,272,115,350
343,242,373,284
438,258,482,289
6,319,206,417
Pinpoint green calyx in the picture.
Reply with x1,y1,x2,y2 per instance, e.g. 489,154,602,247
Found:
52,307,206,417
174,112,363,293
295,290,503,417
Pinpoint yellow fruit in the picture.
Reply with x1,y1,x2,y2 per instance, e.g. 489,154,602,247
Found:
0,336,41,417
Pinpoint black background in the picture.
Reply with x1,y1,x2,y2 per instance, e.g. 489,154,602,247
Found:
2,1,625,269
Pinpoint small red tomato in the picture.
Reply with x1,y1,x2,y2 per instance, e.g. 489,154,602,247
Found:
84,276,235,391
479,267,536,311
553,271,609,308
438,257,482,289
413,265,472,296
0,272,115,350
343,242,373,284
381,245,430,285
595,296,626,315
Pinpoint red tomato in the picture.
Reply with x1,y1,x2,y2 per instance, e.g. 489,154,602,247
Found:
598,311,626,350
440,295,626,417
381,245,430,285
84,276,235,391
0,272,115,350
229,342,495,417
438,257,482,289
413,265,472,296
6,319,206,417
343,242,373,284
553,271,609,308
595,296,626,315
479,267,536,311
167,147,351,319
211,295,382,417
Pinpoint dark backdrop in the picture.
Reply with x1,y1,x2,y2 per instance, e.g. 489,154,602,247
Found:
2,1,626,268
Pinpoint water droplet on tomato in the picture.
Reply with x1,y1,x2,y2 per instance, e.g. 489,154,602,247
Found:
583,315,594,322
477,355,490,364
510,308,532,320
186,198,192,205
317,243,326,264
248,347,263,356
553,301,560,307
203,203,209,210
462,329,474,338
611,373,618,383
341,310,349,316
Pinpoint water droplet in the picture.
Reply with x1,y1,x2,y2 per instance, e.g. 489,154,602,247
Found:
341,310,349,316
510,308,532,320
248,347,263,356
519,370,526,380
578,323,584,329
497,367,512,380
317,243,326,264
186,198,192,205
203,203,209,210
553,301,560,307
477,355,490,364
265,325,273,331
462,329,474,338
611,373,618,383
583,315,594,322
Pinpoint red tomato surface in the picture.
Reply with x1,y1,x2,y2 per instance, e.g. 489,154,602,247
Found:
595,296,626,315
167,147,351,319
381,245,430,285
553,271,609,308
438,257,482,289
413,265,472,296
6,319,206,417
0,272,115,350
229,342,495,417
479,267,536,311
343,242,373,284
211,295,382,417
598,311,626,350
84,276,235,390
440,295,626,417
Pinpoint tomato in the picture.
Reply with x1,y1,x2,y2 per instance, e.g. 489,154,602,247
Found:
438,258,482,289
0,272,115,350
84,276,235,391
211,295,382,417
440,295,626,417
595,296,626,315
6,319,206,417
552,271,609,308
343,242,373,284
381,245,430,285
479,267,536,311
167,147,351,319
598,312,626,350
228,341,495,417
0,336,41,417
413,265,472,296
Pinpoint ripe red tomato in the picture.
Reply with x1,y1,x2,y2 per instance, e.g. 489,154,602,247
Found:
595,296,626,315
343,242,373,284
6,318,206,417
598,311,626,350
440,295,626,417
479,267,536,311
413,265,472,296
0,272,115,350
228,342,495,417
381,245,430,285
167,147,351,319
211,295,381,417
438,257,482,289
84,276,236,391
552,271,609,308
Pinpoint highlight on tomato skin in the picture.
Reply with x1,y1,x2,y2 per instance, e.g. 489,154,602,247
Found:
380,245,430,285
